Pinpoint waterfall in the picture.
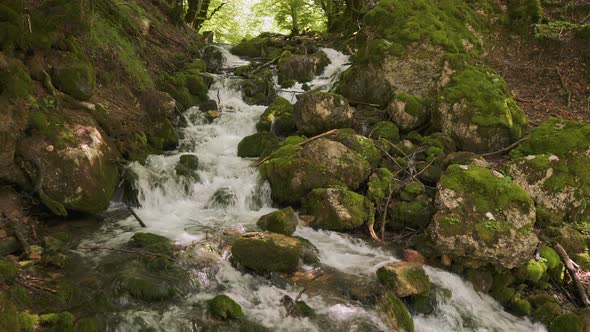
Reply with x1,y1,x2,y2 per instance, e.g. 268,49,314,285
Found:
79,45,546,332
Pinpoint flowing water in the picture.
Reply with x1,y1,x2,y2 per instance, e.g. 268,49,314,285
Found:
77,46,547,331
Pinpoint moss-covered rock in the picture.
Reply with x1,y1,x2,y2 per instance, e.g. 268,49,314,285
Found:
0,54,33,100
114,266,177,302
256,96,293,132
128,232,175,257
0,259,18,281
0,294,19,331
575,253,590,270
545,225,587,257
508,0,543,34
428,164,538,269
278,51,330,85
519,259,547,283
390,199,433,232
510,293,532,316
466,268,494,292
367,168,396,206
202,45,226,74
377,291,414,332
540,246,560,270
386,93,429,132
19,113,119,216
302,188,374,231
237,132,280,158
434,66,528,153
549,312,584,332
533,302,562,325
368,121,400,143
241,68,276,106
377,262,431,297
509,119,590,225
158,68,209,111
231,232,302,273
293,92,352,136
259,138,371,205
18,312,39,332
326,128,382,166
400,182,426,201
256,207,298,236
39,312,75,332
208,295,244,320
52,52,96,101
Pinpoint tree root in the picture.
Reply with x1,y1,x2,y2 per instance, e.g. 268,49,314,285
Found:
554,243,590,307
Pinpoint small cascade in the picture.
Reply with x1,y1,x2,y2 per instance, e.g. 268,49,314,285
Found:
78,45,547,332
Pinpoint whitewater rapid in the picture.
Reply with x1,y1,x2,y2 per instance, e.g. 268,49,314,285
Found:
79,45,546,332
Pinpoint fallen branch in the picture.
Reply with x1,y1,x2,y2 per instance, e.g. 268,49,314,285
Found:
78,245,175,262
554,243,590,307
126,203,147,228
482,136,529,157
349,100,381,108
252,56,281,75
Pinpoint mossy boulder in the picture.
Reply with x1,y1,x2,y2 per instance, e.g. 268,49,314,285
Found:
428,164,538,269
18,114,119,216
52,52,96,101
114,266,177,302
540,246,560,270
509,119,590,225
518,259,547,283
0,54,33,100
259,138,371,205
377,262,431,297
377,291,414,332
39,312,75,332
128,232,175,257
302,188,374,231
158,67,209,111
434,66,528,153
293,92,353,136
510,293,532,316
326,128,382,166
231,232,302,273
508,0,543,34
256,96,293,132
545,225,587,257
386,93,429,132
534,302,562,325
368,121,400,143
0,259,18,281
241,69,276,106
201,45,226,74
256,207,298,236
367,168,396,206
549,312,584,332
277,51,330,85
237,132,280,158
208,295,244,320
389,199,433,232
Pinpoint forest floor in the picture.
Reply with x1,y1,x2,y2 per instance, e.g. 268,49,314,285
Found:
485,30,590,126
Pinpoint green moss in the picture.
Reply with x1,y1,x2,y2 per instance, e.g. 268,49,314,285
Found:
367,168,396,204
369,121,400,142
522,259,547,283
237,132,280,158
513,119,590,158
361,0,490,61
575,253,590,270
508,0,543,34
328,129,382,166
0,294,19,331
0,259,18,281
257,207,298,236
540,246,560,270
231,232,302,273
303,188,374,231
549,312,584,332
208,295,244,320
400,182,426,201
390,200,432,231
114,270,176,302
128,232,175,256
75,318,100,332
92,15,153,89
0,56,33,99
377,263,431,298
52,52,96,101
510,293,532,316
158,71,207,111
533,302,562,325
439,66,527,139
40,312,75,332
256,96,294,132
379,292,414,332
441,164,533,214
18,312,39,332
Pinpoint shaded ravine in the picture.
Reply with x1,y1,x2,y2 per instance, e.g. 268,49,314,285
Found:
77,46,546,331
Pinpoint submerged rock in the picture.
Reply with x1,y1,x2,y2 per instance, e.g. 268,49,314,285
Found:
231,232,302,273
293,92,353,136
202,46,226,74
256,96,293,132
302,188,374,231
428,164,538,269
260,137,371,205
377,262,431,297
257,207,298,236
278,51,330,86
433,66,528,153
175,154,199,179
207,187,237,209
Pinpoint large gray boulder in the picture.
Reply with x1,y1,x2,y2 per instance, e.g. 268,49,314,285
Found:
293,92,353,136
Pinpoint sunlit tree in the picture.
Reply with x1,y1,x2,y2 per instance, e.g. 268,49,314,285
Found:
256,0,326,35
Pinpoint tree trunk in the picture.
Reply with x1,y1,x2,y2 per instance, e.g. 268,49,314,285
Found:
185,0,201,24
291,3,300,35
194,0,211,31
